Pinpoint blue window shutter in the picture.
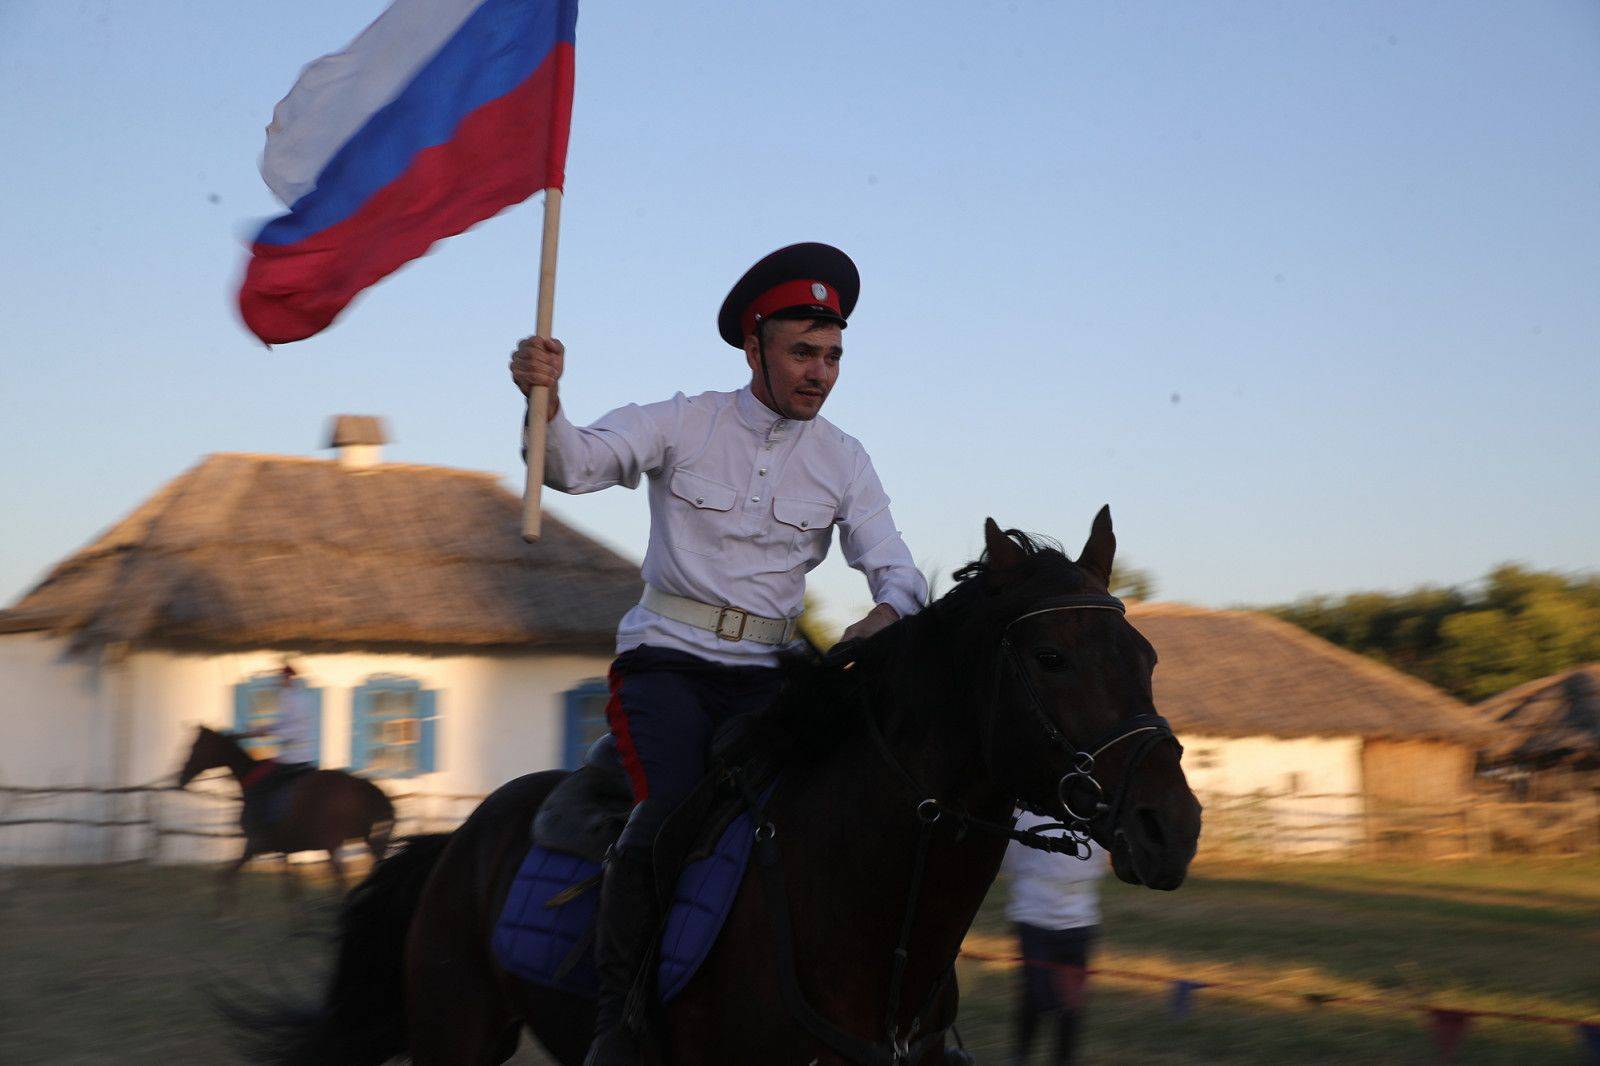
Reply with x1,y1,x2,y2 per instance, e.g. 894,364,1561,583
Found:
563,688,586,770
417,689,438,775
306,687,323,767
563,679,610,770
351,684,373,772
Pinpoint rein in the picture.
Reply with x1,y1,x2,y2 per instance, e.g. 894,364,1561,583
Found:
994,593,1180,847
731,589,1180,1064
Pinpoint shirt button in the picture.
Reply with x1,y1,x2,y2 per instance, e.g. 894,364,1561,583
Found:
800,520,809,528
751,495,761,503
758,468,767,476
695,496,705,505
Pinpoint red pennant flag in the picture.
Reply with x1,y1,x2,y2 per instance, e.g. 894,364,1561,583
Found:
1050,962,1089,1012
1429,1009,1472,1063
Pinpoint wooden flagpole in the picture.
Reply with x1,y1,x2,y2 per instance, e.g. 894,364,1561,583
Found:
522,187,563,541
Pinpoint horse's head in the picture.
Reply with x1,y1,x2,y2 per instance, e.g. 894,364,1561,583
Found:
175,725,236,789
971,509,1201,890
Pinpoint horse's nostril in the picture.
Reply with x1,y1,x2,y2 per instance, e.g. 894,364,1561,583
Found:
1136,807,1165,848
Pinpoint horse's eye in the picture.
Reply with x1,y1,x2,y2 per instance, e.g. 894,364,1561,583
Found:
1033,648,1065,670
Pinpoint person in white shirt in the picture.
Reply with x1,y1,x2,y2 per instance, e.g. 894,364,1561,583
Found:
510,242,927,1065
1003,810,1109,1065
240,663,318,768
239,663,319,836
272,668,319,766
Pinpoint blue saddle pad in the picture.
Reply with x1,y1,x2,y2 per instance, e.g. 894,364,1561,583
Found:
491,799,761,1004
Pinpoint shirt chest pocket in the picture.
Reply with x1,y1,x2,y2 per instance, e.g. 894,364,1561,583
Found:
772,496,837,563
665,469,738,556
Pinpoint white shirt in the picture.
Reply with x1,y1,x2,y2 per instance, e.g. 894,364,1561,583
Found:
1002,811,1109,930
274,686,318,764
540,385,927,665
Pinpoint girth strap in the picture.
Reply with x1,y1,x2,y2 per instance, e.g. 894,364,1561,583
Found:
731,769,951,1066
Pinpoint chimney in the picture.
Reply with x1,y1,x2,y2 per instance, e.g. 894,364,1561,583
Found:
326,415,389,469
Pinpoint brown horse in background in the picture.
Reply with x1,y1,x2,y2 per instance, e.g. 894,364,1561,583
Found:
176,726,395,895
245,510,1203,1064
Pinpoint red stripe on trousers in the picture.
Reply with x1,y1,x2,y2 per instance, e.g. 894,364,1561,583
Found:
603,666,650,802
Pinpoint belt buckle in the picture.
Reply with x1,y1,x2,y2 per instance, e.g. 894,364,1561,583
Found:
715,606,748,641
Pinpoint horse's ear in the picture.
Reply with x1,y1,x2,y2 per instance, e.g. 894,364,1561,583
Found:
1078,505,1116,587
983,517,1027,573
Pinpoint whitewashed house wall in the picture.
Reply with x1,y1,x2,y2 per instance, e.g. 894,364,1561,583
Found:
0,635,109,788
1181,733,1366,852
0,635,615,863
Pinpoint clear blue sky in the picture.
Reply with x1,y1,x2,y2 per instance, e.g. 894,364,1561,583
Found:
2,1,1596,630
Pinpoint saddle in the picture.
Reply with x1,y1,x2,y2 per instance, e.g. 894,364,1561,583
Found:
240,761,317,835
531,712,780,896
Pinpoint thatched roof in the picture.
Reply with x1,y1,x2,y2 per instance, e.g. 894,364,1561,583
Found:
1473,665,1600,767
1129,603,1486,742
0,453,642,652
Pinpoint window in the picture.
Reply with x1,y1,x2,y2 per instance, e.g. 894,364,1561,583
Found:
563,678,612,770
232,673,322,765
352,675,438,777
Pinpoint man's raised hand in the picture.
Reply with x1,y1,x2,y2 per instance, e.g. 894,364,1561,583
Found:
510,335,565,419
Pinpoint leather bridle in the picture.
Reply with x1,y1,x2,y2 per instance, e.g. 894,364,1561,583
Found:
995,592,1182,852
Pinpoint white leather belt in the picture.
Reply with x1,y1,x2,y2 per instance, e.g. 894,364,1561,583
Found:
641,585,800,645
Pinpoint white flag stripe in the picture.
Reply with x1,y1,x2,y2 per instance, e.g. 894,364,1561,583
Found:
260,0,486,207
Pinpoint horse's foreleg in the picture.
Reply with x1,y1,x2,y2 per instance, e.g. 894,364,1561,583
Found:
217,848,253,914
326,848,347,895
279,853,302,900
367,814,395,862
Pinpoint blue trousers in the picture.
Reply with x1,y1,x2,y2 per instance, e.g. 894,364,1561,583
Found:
605,645,783,854
1014,923,1097,1064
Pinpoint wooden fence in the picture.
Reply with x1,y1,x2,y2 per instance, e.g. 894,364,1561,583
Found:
0,779,487,865
1196,789,1600,860
5,782,1596,865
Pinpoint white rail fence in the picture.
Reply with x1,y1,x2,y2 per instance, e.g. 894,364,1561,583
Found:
1197,789,1600,859
0,778,486,865
5,782,1596,865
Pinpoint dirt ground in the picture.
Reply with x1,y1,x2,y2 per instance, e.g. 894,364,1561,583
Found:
0,862,552,1066
2,856,1595,1064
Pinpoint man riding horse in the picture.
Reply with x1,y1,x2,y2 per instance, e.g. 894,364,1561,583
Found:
238,662,319,836
511,242,927,1065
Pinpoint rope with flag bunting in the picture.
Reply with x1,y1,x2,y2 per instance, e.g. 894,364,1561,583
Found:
956,948,1600,1064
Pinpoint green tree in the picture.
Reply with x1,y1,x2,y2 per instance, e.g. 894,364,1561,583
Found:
1269,565,1600,702
1110,561,1157,601
795,593,841,650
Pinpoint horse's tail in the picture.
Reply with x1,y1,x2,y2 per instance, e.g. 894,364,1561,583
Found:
222,833,451,1065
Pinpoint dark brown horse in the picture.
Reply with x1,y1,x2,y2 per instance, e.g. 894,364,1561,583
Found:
176,725,395,894
252,511,1202,1064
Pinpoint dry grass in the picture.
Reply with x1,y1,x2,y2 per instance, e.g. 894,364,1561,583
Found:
1,856,1594,1064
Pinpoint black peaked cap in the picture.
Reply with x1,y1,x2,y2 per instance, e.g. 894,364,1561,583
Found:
716,242,860,348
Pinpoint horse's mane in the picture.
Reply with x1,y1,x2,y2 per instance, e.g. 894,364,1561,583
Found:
765,529,1093,763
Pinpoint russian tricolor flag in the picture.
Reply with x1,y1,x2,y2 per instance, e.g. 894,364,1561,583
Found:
239,0,578,344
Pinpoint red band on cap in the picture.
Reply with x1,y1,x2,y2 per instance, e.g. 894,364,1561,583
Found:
741,279,840,338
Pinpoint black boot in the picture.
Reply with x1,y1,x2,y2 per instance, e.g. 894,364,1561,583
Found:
584,847,658,1066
